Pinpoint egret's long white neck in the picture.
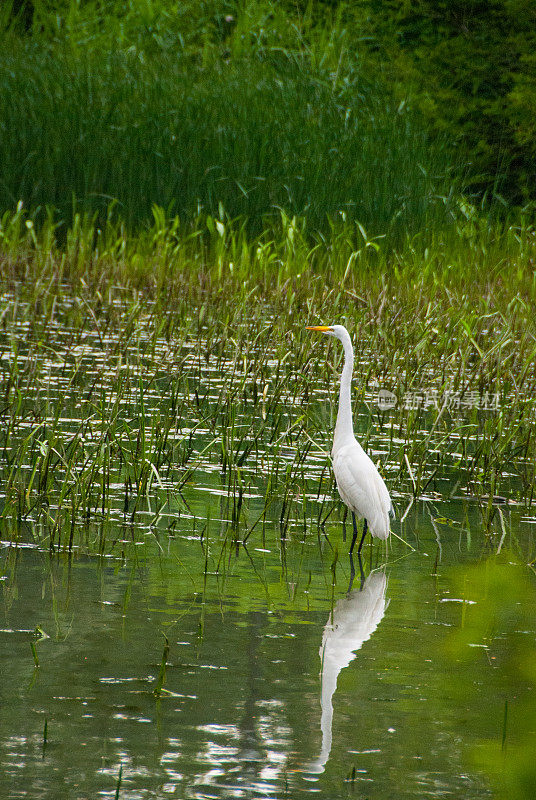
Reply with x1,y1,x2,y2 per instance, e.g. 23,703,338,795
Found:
333,329,355,450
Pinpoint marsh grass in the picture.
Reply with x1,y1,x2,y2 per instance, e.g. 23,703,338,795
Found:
0,205,535,563
0,0,461,242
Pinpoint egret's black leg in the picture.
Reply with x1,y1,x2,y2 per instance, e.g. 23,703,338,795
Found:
349,513,359,554
357,518,368,555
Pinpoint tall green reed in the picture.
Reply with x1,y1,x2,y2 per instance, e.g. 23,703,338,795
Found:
0,1,460,243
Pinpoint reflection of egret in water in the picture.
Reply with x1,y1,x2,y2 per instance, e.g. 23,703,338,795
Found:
310,566,388,774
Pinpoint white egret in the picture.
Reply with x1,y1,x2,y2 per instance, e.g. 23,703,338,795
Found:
306,324,393,554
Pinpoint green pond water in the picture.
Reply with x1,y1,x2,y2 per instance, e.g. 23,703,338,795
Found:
2,491,536,799
1,294,536,799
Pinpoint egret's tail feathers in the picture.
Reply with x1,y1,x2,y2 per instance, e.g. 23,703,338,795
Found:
371,526,390,540
370,511,390,540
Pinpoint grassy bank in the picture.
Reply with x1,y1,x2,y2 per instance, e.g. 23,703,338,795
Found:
1,206,535,558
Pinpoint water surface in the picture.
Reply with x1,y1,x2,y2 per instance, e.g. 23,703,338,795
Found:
1,291,535,799
2,500,535,799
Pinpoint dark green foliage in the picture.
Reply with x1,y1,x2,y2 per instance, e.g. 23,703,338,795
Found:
352,0,536,202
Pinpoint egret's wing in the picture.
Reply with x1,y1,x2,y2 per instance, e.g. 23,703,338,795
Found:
332,444,375,517
333,443,391,538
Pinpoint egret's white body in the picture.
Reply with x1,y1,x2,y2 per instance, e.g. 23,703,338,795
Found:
307,324,392,552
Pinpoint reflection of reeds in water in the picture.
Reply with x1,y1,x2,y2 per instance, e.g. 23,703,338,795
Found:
309,571,388,774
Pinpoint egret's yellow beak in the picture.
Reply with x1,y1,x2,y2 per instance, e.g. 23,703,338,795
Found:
306,325,333,332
